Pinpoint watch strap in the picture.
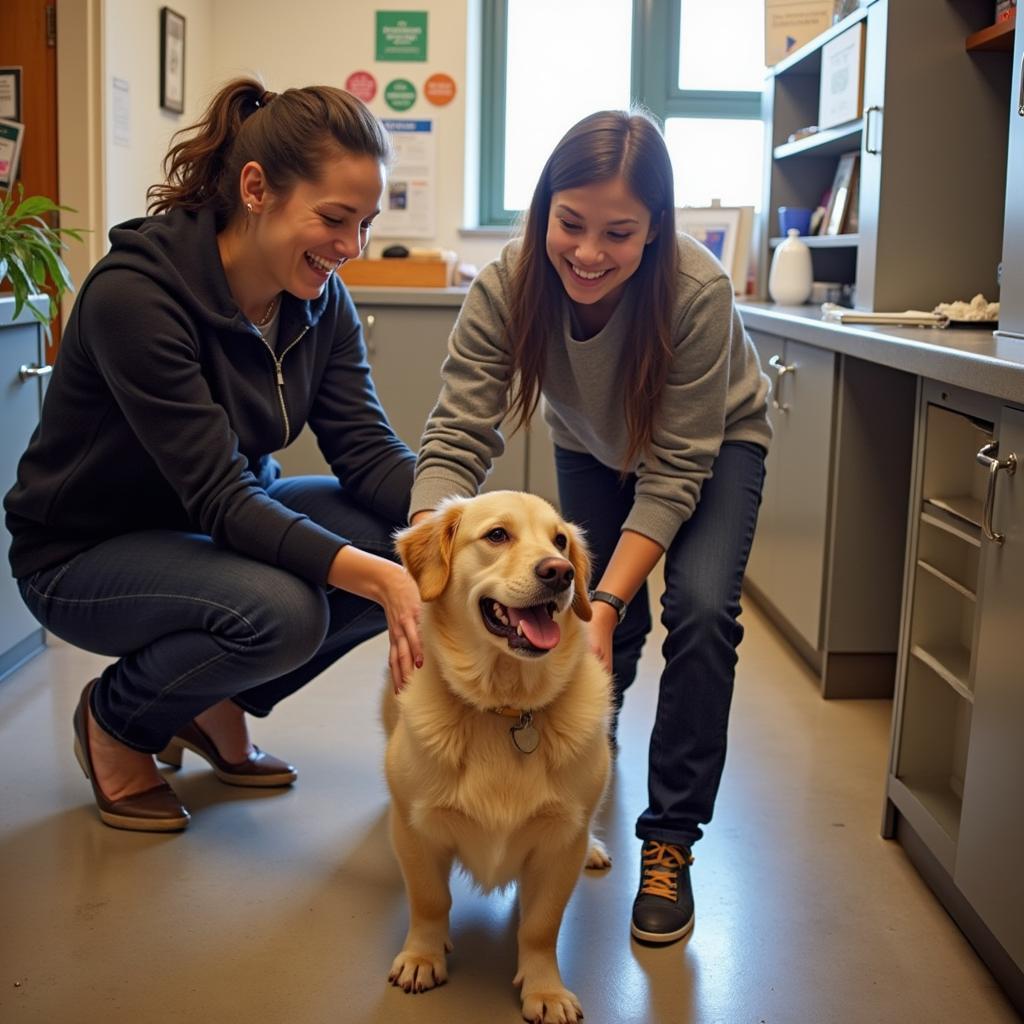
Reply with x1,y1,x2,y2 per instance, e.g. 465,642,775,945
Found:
589,589,628,624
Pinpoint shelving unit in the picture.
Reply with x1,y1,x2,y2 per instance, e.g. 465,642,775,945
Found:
892,397,993,848
759,0,1011,310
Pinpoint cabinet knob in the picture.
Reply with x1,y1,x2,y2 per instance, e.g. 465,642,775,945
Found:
976,442,1017,544
18,363,53,382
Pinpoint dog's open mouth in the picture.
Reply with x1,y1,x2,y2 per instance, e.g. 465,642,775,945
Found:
480,597,561,654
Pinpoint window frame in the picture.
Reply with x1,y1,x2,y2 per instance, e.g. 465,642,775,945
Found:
479,0,764,227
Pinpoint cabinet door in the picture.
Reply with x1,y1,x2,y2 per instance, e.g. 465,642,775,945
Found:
745,331,835,650
998,27,1024,338
954,405,1024,966
360,305,525,493
1,322,46,668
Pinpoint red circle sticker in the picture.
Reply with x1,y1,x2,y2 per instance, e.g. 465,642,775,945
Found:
345,71,377,102
424,73,456,106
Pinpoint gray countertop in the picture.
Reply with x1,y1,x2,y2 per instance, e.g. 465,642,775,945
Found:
737,301,1024,405
347,286,469,307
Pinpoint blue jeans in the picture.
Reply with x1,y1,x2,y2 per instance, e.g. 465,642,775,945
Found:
555,441,766,848
17,477,397,753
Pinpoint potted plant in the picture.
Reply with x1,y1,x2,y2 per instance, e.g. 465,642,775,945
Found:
0,184,84,341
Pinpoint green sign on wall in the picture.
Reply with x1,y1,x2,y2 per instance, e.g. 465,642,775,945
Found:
376,11,428,62
384,78,417,111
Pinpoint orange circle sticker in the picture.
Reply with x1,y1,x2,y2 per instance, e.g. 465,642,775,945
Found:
424,73,456,106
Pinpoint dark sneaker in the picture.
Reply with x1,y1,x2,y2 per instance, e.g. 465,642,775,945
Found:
630,840,695,944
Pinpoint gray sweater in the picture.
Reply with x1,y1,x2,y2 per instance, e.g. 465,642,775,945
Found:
411,235,772,549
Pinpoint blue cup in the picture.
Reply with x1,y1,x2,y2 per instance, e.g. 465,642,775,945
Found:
778,206,812,236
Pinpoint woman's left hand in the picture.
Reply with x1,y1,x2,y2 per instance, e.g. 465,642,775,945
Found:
588,601,619,674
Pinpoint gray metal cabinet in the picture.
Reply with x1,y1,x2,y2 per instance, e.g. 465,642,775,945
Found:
745,327,915,697
996,23,1024,339
276,299,526,493
1,298,48,680
954,404,1024,968
745,331,835,651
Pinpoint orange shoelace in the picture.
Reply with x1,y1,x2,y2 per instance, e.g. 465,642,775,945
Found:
640,842,694,900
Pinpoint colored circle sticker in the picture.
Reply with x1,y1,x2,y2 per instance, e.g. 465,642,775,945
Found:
424,73,456,106
384,78,416,112
345,71,377,103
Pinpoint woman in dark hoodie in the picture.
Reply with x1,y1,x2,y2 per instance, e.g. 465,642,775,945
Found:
4,78,422,833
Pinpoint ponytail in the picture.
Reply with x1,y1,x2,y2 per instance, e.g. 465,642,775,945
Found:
147,77,391,227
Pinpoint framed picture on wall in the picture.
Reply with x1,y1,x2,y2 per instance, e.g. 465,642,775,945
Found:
160,7,186,114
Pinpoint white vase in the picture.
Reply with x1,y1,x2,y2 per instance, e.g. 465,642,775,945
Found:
768,228,813,305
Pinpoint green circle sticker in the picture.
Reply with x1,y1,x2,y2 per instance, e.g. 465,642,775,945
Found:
384,78,416,111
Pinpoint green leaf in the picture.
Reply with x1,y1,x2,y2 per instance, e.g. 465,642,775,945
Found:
12,195,60,219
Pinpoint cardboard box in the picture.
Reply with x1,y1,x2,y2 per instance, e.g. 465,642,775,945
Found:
337,257,453,288
764,0,835,65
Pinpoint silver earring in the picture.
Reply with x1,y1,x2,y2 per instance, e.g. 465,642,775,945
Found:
246,202,254,215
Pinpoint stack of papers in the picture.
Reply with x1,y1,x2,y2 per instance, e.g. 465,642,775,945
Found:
820,303,947,327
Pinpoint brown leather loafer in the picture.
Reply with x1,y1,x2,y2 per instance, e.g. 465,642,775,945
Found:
157,719,297,787
72,680,190,832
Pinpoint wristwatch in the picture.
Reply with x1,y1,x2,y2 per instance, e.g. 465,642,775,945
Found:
589,589,628,624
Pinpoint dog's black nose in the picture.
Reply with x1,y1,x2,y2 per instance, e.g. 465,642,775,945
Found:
535,557,574,593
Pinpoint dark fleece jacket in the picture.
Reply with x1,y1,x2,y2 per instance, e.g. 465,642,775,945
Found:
5,206,414,584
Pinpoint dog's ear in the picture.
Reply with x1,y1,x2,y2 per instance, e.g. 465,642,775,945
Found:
395,500,464,601
565,521,593,622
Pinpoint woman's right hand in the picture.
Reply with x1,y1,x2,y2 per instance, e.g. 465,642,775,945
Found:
328,546,423,693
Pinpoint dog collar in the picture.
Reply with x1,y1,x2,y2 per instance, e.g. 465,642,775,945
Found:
489,706,540,754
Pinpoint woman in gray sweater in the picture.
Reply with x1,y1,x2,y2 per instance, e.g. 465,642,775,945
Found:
410,110,771,945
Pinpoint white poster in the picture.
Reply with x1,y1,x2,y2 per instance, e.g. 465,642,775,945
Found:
375,119,436,239
112,77,131,147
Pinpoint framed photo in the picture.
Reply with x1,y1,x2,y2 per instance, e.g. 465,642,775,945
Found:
818,21,864,130
160,7,186,114
675,205,754,294
822,152,860,235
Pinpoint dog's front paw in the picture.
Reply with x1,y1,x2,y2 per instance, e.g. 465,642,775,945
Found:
584,833,612,870
520,985,583,1023
388,947,449,993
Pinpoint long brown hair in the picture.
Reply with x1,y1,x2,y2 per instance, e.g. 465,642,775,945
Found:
507,110,678,472
146,77,392,226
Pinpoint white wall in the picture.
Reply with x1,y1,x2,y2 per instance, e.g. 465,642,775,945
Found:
102,0,217,228
95,0,505,268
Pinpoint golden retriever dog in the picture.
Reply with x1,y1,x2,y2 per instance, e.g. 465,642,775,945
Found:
383,491,612,1024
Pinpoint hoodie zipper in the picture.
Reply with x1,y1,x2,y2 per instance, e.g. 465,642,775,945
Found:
257,325,310,449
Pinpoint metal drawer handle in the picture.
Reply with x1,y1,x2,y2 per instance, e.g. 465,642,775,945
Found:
19,363,53,382
1018,51,1024,116
976,442,1017,544
865,105,882,154
768,353,795,412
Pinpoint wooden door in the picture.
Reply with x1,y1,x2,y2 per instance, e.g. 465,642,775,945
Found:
0,0,61,360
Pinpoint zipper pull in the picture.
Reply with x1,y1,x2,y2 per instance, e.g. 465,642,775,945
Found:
276,366,284,386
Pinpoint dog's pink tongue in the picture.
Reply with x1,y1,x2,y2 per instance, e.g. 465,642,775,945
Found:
507,606,561,649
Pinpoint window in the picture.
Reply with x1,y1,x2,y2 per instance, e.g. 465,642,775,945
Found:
479,0,765,226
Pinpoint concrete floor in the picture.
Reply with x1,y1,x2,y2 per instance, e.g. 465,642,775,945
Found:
0,597,1018,1024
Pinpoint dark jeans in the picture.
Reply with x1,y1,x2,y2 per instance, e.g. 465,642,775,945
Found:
18,477,397,753
555,441,766,848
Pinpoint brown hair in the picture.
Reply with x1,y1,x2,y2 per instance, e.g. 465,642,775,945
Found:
507,110,678,472
147,77,392,226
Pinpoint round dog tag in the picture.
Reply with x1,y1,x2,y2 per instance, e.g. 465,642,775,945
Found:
511,713,540,754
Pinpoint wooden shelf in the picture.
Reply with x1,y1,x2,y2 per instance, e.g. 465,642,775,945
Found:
774,121,863,160
920,509,982,547
965,13,1016,52
769,233,860,249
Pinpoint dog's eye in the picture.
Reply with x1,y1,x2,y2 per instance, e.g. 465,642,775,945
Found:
554,533,567,550
485,527,509,544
